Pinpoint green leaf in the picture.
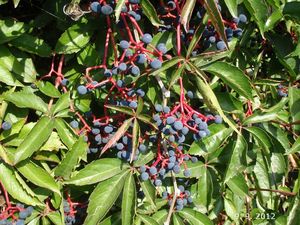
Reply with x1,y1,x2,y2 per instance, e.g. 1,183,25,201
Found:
0,163,43,206
287,196,300,225
140,0,164,27
137,214,159,225
243,0,268,36
47,211,64,225
130,118,140,163
12,0,20,7
100,118,134,155
270,153,286,184
196,166,213,208
0,45,37,83
115,0,126,22
122,173,136,225
224,0,238,17
0,19,28,44
224,135,247,182
140,179,156,208
173,213,185,225
174,161,204,178
189,63,240,134
54,118,77,149
65,158,128,185
264,9,282,32
168,65,185,89
10,34,52,57
13,116,55,164
178,208,213,225
189,124,233,156
152,209,168,224
37,81,61,98
287,137,300,154
4,91,48,113
0,64,23,86
55,23,93,54
105,105,134,117
226,173,249,198
77,44,100,67
283,2,300,21
150,57,184,76
52,92,70,115
54,136,87,179
203,0,228,47
98,213,121,225
134,150,155,167
16,160,61,196
186,14,208,57
289,87,300,132
84,170,129,225
243,112,278,125
181,0,196,32
203,62,253,100
244,126,272,151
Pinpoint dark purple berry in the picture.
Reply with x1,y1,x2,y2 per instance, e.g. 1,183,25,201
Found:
101,4,113,15
141,33,152,44
1,121,11,130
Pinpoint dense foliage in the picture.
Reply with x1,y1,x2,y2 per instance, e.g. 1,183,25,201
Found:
0,0,299,224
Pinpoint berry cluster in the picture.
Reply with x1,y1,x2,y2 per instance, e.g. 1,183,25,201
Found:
278,84,288,97
63,200,76,225
0,204,33,225
163,185,193,211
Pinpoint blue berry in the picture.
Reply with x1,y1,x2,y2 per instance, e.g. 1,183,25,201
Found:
178,185,185,192
1,121,11,130
141,33,152,44
150,59,162,69
138,144,147,153
198,121,208,130
176,198,183,205
129,101,138,109
117,79,124,87
159,168,166,176
153,114,161,121
136,89,145,97
129,0,140,4
187,196,193,203
214,115,222,124
162,191,168,199
185,190,191,197
167,116,176,124
168,135,175,142
216,41,226,50
167,1,176,10
77,85,87,95
141,172,149,181
19,211,29,219
92,128,100,135
118,63,127,71
181,126,189,135
163,106,170,113
233,17,239,24
121,5,128,12
239,14,247,23
168,162,175,169
61,78,69,86
187,91,194,99
173,121,183,131
176,204,183,211
226,28,233,37
131,66,140,76
178,134,185,143
198,130,207,138
173,164,181,174
149,166,157,175
116,143,124,150
191,157,198,164
104,69,112,77
104,126,113,133
136,54,147,64
90,2,101,13
140,165,146,173
168,150,175,157
16,220,25,225
155,104,163,112
90,148,98,153
70,120,79,128
117,151,122,158
208,36,216,43
183,169,191,177
183,198,188,205
101,4,113,15
157,43,167,54
120,40,130,49
26,206,34,214
154,179,162,186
